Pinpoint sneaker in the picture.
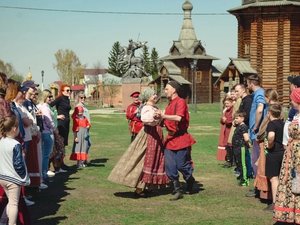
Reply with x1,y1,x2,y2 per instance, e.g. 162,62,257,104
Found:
240,180,249,186
245,189,257,197
39,183,48,190
56,168,67,173
235,172,241,177
24,197,35,206
47,170,56,177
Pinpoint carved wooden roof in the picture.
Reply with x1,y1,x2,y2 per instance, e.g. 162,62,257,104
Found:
229,0,300,12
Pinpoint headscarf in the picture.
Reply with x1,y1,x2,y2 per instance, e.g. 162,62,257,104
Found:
290,88,300,104
139,88,155,103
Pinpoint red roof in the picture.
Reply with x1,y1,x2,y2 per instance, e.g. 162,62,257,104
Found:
71,84,85,91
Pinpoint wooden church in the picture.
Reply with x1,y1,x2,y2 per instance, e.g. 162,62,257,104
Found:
218,0,300,106
151,0,220,103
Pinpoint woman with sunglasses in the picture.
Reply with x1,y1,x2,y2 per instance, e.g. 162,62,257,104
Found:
37,90,56,184
49,84,72,171
71,91,91,166
73,91,90,123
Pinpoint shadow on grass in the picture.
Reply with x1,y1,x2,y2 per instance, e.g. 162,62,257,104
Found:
113,188,172,199
88,158,109,167
27,165,78,225
113,180,205,199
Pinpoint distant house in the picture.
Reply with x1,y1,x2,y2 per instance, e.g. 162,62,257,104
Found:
84,68,107,98
83,68,123,107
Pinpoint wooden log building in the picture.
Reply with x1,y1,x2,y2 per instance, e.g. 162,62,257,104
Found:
218,0,300,106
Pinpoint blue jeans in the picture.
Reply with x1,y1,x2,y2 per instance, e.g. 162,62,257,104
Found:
41,133,54,180
164,148,193,182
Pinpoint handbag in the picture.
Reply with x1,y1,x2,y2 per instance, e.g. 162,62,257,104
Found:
291,169,300,195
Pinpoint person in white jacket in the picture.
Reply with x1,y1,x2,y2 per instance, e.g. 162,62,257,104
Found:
0,115,30,225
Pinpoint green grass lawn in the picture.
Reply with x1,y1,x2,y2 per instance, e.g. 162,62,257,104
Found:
28,103,275,225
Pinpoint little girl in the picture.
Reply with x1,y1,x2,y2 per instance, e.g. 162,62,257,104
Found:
70,106,91,169
0,115,30,225
217,97,233,162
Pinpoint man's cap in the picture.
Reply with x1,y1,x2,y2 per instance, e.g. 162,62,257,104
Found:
18,84,29,93
167,80,181,92
22,80,39,90
287,75,300,87
130,91,140,98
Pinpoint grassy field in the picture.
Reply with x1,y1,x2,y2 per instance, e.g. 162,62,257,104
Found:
28,103,276,225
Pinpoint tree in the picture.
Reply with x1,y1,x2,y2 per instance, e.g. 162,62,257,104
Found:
53,49,85,85
141,45,151,75
108,41,127,77
0,59,24,82
150,48,160,80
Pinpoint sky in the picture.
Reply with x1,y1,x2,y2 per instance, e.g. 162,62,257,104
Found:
0,0,241,88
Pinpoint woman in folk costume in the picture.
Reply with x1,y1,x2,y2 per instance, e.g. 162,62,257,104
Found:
273,88,300,224
224,87,241,167
70,106,91,169
108,88,169,197
217,97,233,162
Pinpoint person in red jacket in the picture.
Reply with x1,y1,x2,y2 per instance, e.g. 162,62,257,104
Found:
126,91,143,142
156,81,196,201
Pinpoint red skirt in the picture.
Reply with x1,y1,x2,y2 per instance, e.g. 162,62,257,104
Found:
26,136,41,187
216,146,227,161
140,125,169,185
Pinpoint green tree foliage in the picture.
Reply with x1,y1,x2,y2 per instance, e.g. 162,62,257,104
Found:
53,49,85,85
150,48,160,80
141,45,151,75
108,41,127,77
0,59,24,82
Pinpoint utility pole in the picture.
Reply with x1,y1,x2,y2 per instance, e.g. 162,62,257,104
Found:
41,70,44,91
190,59,198,112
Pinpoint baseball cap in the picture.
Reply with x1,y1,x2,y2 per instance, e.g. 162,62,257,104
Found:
22,80,39,90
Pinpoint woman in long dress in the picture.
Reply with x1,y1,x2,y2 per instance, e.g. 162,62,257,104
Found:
273,88,300,223
108,88,169,196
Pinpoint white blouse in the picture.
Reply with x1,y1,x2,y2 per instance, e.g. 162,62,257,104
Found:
141,104,160,126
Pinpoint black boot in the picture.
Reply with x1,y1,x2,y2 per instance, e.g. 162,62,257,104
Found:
186,176,195,194
170,180,183,201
